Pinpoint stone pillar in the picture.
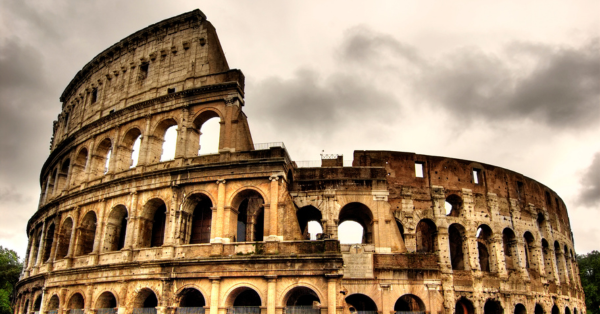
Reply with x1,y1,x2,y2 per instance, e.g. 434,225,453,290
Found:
175,107,189,159
124,192,138,249
515,239,529,279
266,276,277,314
209,277,220,314
49,215,62,263
137,116,153,167
327,277,337,314
92,200,107,254
380,284,391,314
467,231,480,271
66,208,80,258
558,250,570,285
23,234,33,273
212,180,226,243
267,175,280,241
491,235,507,278
84,137,97,184
550,247,561,284
436,227,451,272
531,244,545,279
35,221,47,266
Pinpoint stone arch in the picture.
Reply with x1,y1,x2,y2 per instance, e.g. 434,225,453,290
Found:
449,223,468,270
181,193,214,244
551,305,559,314
415,219,437,253
175,286,207,308
445,194,463,217
56,217,74,259
29,228,42,267
338,202,374,244
47,295,60,311
282,286,321,314
71,147,89,187
42,222,56,262
132,288,159,309
345,294,377,312
149,118,179,163
75,210,97,256
56,158,71,192
22,299,30,314
279,283,325,308
117,127,143,171
514,304,527,314
554,241,565,281
483,299,503,314
503,228,518,272
230,189,266,242
103,205,129,252
455,298,475,314
33,295,42,312
541,239,552,278
95,291,118,309
224,285,263,308
523,231,535,270
297,206,323,240
191,108,223,156
67,292,85,310
565,307,571,314
534,304,545,314
394,294,426,312
46,168,58,199
139,198,168,248
476,224,493,272
91,137,113,178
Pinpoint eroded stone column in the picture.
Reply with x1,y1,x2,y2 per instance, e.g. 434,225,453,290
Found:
209,277,220,314
66,208,80,258
327,277,337,314
92,200,107,254
267,175,280,241
266,276,277,314
35,221,47,266
212,180,226,243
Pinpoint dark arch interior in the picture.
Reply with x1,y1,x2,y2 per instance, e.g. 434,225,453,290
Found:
345,294,377,312
143,293,158,308
231,190,265,242
47,295,60,311
338,203,373,244
394,295,425,312
77,211,97,256
445,194,463,217
449,224,466,270
535,304,545,314
23,300,29,314
180,288,206,307
190,196,213,244
416,220,436,253
33,296,42,311
552,306,559,314
297,206,323,240
57,218,73,259
565,307,571,314
151,204,167,247
455,299,474,314
515,304,527,314
484,300,502,314
68,293,85,309
96,292,117,309
43,224,56,262
233,289,261,307
286,287,320,306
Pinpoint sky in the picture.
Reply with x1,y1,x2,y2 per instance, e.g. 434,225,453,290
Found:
0,0,599,258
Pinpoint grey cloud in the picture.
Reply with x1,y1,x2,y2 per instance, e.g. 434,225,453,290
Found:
578,152,600,207
0,187,32,203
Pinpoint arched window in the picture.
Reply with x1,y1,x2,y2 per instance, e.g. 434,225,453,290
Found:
394,294,425,312
524,232,535,270
33,295,42,313
29,229,42,267
227,287,262,314
95,291,117,311
515,304,527,314
160,125,178,162
184,194,213,244
148,119,178,164
103,205,128,252
71,148,88,187
455,298,474,314
56,218,73,259
76,211,97,256
503,228,517,271
297,206,323,240
57,159,70,192
445,195,463,217
416,219,437,253
345,294,377,314
42,223,55,262
449,224,467,270
552,305,559,314
476,225,492,272
92,138,112,177
178,288,206,313
484,300,503,314
68,293,85,313
338,203,373,244
47,295,60,313
285,287,320,314
231,190,265,242
133,288,158,314
47,169,57,198
117,128,142,171
190,111,221,156
139,199,167,248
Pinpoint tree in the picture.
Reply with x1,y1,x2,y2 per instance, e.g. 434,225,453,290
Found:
578,250,600,314
0,246,23,314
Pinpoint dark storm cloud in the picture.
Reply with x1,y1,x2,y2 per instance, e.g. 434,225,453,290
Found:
578,152,600,207
248,68,400,138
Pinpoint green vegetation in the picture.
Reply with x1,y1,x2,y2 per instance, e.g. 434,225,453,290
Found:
578,250,600,314
0,246,23,314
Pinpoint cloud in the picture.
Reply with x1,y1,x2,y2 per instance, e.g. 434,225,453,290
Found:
578,152,600,207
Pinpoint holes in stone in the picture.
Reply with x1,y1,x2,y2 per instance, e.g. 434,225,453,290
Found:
168,88,176,94
139,63,149,80
91,88,98,103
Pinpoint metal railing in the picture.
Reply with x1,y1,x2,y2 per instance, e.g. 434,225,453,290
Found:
97,308,118,314
285,306,320,314
47,310,58,314
70,310,85,314
176,308,206,314
295,160,354,168
227,307,261,314
253,142,286,150
132,308,157,314
356,311,378,314
395,311,425,314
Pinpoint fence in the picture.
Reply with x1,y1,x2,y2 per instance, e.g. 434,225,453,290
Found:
97,309,118,314
176,308,206,314
132,308,157,314
253,142,286,150
285,306,320,314
227,307,261,314
70,310,85,314
47,311,58,314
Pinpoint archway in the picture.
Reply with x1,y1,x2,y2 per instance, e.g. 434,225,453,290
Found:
103,205,128,252
92,138,112,177
394,294,425,313
297,206,323,240
96,291,118,314
56,218,73,259
449,224,467,270
345,294,377,314
68,293,85,314
285,286,321,314
177,288,206,314
483,300,503,314
33,295,42,313
338,203,374,244
524,232,535,270
476,225,492,272
534,304,544,314
149,119,178,164
416,219,437,253
190,110,221,156
57,158,70,192
454,298,474,314
132,288,158,314
227,287,261,314
47,295,60,314
76,211,97,256
71,148,88,187
565,307,571,314
42,223,56,262
445,195,463,217
503,228,517,272
551,305,559,314
185,194,213,244
514,304,526,314
22,300,29,314
139,199,167,248
231,190,265,242
117,128,142,171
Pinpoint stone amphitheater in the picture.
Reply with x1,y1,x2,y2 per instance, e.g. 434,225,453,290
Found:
14,9,586,314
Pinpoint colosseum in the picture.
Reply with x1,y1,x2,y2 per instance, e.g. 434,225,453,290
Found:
14,9,586,314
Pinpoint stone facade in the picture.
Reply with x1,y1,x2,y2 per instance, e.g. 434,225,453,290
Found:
14,9,586,314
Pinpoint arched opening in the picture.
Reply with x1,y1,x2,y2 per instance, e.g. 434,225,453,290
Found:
29,229,42,267
71,148,88,187
22,300,29,314
541,239,552,279
483,300,503,314
394,294,425,313
297,206,323,240
285,286,320,314
515,304,527,314
476,225,492,272
564,244,573,281
47,295,59,314
191,111,221,156
524,232,535,270
536,213,546,237
338,203,374,244
416,219,437,253
139,199,167,248
47,169,57,198
185,194,213,244
56,159,70,192
565,307,571,314
502,228,517,272
133,288,158,314
93,138,112,177
554,241,564,281
445,195,463,217
103,205,128,252
449,224,467,270
42,223,55,262
231,190,265,242
534,304,545,314
75,211,97,256
160,125,178,162
68,293,85,314
345,294,377,314
117,128,142,171
56,218,73,259
177,288,206,314
551,305,559,314
227,288,261,314
96,291,117,314
33,295,42,313
396,220,405,242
